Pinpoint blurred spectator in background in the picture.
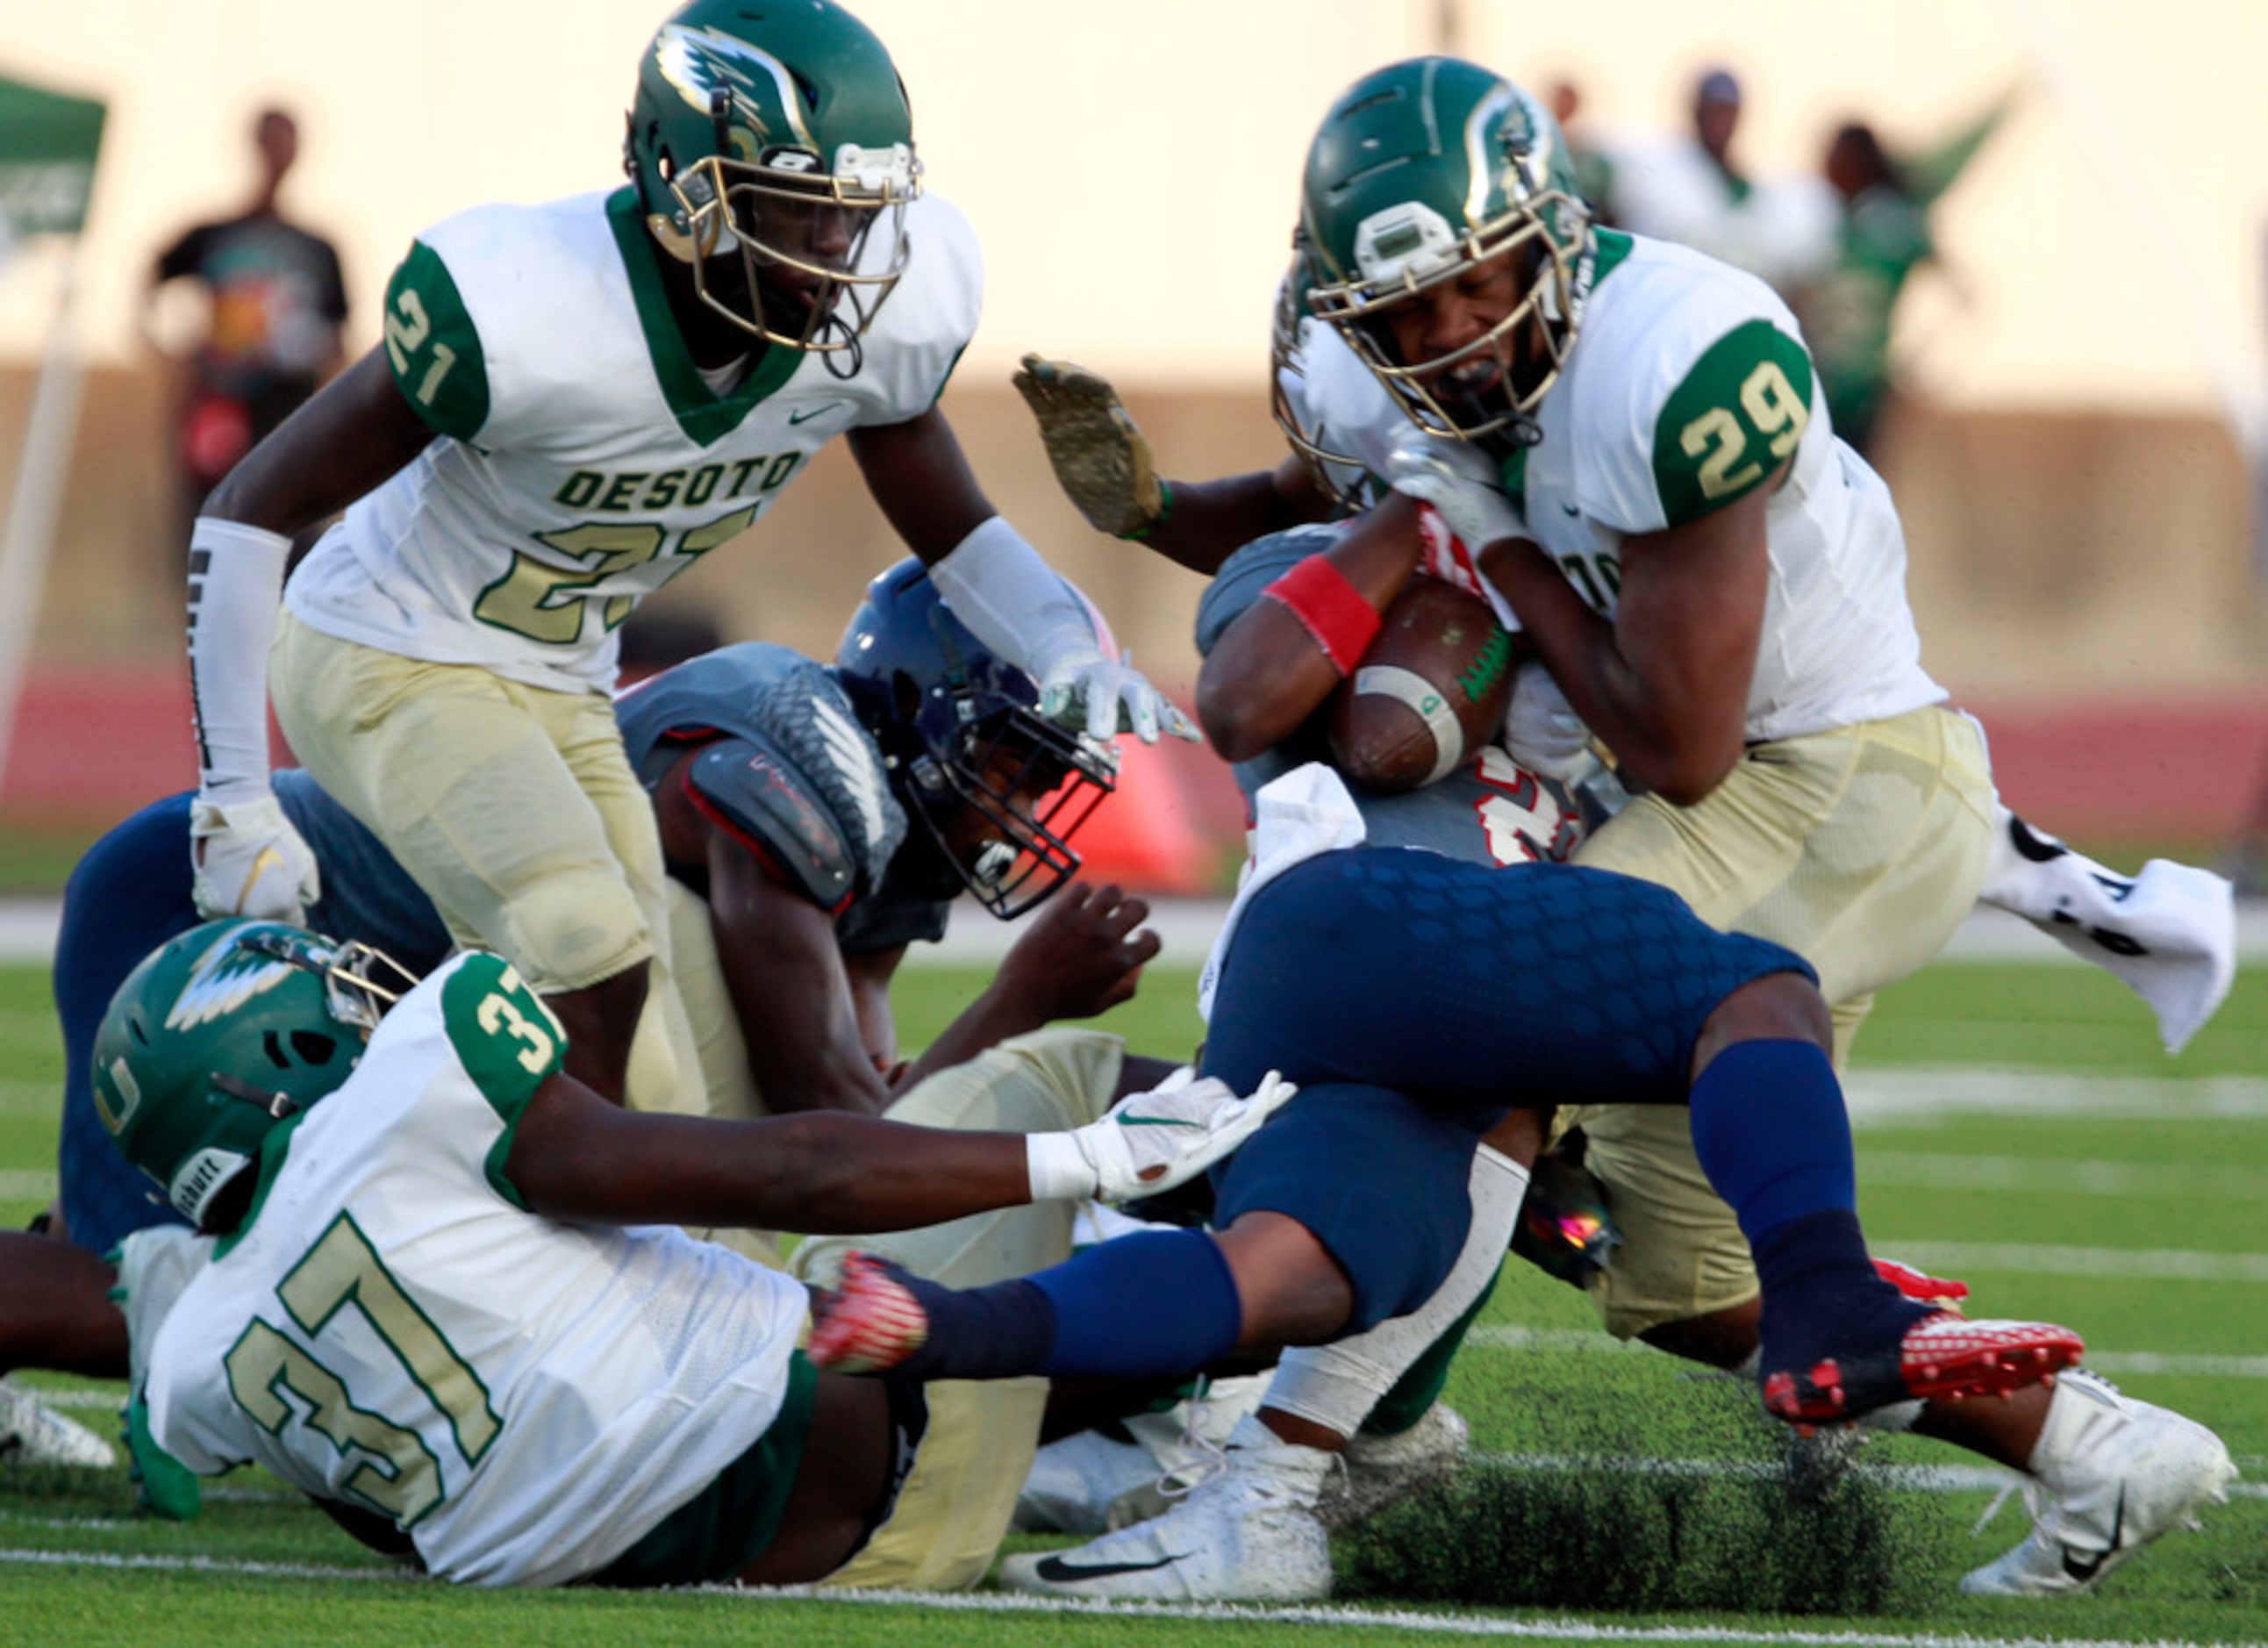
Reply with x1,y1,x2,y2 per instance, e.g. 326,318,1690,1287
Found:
1543,78,1616,226
1797,123,1930,458
141,107,347,555
1793,96,2014,458
1599,67,1837,303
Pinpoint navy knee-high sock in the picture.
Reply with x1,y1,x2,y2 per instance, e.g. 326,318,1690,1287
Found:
1688,1039,1855,1245
1687,1039,1912,1356
872,1229,1243,1383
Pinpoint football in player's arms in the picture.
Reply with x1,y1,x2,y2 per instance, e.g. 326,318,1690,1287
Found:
1328,575,1515,793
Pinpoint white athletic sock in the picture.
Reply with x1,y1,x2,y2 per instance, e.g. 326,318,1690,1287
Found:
1979,805,2236,1054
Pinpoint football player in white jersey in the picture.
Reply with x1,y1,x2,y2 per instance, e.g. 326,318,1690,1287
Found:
13,920,1284,1587
52,562,1156,1281
182,0,1189,1124
1005,58,2236,1601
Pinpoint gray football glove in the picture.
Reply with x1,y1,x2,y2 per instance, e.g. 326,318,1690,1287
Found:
1013,354,1166,540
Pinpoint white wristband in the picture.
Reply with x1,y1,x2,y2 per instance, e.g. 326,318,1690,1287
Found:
927,515,1101,681
187,517,294,800
1024,1132,1098,1202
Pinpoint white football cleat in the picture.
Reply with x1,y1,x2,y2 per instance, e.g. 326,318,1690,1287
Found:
1013,1427,1157,1537
998,1413,1334,1601
1959,1368,2237,1596
0,1377,115,1469
1320,1401,1470,1531
1016,1372,1272,1535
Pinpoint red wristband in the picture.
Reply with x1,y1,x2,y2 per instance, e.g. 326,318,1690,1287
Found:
1262,555,1382,676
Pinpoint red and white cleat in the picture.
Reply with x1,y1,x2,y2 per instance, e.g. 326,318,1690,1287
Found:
1763,1313,2084,1425
806,1251,930,1374
1872,1256,1970,1310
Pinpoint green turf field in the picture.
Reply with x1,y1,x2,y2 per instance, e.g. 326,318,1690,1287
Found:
4,954,2264,1647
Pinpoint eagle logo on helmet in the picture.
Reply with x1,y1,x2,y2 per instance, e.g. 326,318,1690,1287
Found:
654,25,794,156
164,930,298,1032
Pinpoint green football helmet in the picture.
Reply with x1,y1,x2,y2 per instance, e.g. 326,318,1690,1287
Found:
624,0,920,355
1299,58,1593,443
89,921,415,1232
1268,231,1371,512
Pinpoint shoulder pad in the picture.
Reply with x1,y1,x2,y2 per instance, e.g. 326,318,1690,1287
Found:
684,739,858,912
684,671,909,914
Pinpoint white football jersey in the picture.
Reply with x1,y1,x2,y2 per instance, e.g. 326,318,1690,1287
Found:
286,188,983,695
1301,230,1944,742
146,952,810,1587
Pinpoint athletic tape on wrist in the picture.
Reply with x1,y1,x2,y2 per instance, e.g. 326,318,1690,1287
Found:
1025,1131,1097,1201
1262,554,1382,676
1124,480,1174,542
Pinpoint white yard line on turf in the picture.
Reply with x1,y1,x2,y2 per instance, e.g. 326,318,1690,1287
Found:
1858,1151,2268,1200
0,1549,2250,1647
1458,1451,2267,1501
1844,1069,2268,1125
1878,1242,2268,1284
1465,1325,2268,1379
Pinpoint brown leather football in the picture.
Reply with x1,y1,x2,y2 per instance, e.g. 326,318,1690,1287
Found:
1327,577,1516,793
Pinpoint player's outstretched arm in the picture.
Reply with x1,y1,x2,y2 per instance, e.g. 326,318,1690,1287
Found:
854,408,1195,744
896,882,1160,1091
502,1064,1293,1235
188,348,438,923
1013,354,1334,575
1195,494,1426,760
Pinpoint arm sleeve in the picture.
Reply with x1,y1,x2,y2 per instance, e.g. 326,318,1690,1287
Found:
187,518,293,800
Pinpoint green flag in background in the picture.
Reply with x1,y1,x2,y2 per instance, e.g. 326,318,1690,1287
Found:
0,72,106,236
1902,88,2017,211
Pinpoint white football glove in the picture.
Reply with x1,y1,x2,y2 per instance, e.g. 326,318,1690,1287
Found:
1037,648,1198,746
1386,433,1528,554
190,792,321,923
1502,662,1594,781
1027,1065,1299,1203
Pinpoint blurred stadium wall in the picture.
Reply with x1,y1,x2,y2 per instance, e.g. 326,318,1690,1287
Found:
0,0,2263,858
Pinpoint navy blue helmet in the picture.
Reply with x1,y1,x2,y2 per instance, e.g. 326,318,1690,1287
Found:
834,561,1117,917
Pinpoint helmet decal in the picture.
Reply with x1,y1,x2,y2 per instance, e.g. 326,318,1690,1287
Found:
93,1056,140,1136
653,25,808,154
810,691,891,850
166,932,300,1032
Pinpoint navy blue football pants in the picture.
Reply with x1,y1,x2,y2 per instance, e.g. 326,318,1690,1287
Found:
1197,849,1809,1329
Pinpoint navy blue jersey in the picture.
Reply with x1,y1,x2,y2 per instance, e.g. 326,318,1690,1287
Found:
615,642,948,949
